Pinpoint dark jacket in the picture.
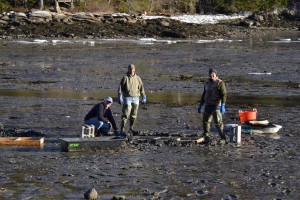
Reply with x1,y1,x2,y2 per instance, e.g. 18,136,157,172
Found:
200,78,227,106
84,102,117,130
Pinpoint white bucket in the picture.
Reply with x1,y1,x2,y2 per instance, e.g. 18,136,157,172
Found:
226,124,241,144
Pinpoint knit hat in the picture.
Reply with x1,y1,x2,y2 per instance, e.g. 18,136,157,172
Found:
128,64,135,70
209,68,217,74
104,96,113,104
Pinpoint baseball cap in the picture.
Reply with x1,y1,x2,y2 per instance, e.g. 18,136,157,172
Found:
104,96,113,104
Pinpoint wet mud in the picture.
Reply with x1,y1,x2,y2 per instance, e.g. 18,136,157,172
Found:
0,37,299,199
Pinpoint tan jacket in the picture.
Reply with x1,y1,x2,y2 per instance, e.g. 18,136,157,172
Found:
118,73,145,97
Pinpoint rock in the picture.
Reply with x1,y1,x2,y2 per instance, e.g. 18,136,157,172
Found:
249,13,264,21
73,12,92,19
227,194,239,199
1,15,10,21
253,21,261,27
196,190,208,196
29,11,52,19
115,17,127,23
125,16,137,24
14,12,27,18
103,14,113,19
52,13,67,20
160,19,170,27
112,195,126,200
200,179,208,183
0,19,8,25
72,13,99,23
281,189,292,195
93,13,102,18
239,20,254,27
62,17,71,23
27,17,46,24
84,188,98,200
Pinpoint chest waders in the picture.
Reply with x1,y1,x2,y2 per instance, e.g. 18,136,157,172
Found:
121,103,139,135
203,108,225,140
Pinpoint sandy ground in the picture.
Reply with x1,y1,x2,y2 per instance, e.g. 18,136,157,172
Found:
0,35,299,199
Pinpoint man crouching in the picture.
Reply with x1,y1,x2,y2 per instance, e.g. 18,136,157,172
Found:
84,96,118,136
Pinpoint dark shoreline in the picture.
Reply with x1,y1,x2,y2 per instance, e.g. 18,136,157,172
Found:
1,11,299,40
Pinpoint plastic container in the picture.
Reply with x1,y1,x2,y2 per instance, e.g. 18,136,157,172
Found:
239,109,257,123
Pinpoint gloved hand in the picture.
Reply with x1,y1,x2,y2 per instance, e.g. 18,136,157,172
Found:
197,102,204,113
221,103,226,115
118,94,123,105
142,95,146,104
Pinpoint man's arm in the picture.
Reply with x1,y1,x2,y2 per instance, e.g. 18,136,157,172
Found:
97,104,109,123
107,109,117,130
118,77,125,95
200,89,205,103
138,77,145,96
219,81,227,104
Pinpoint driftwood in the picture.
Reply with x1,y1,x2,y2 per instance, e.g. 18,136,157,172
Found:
0,137,44,147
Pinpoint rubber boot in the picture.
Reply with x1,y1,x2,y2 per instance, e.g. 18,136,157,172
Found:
129,118,139,136
129,103,139,136
217,122,226,142
201,132,210,145
120,119,127,137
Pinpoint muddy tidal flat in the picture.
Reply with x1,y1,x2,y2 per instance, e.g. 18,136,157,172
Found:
0,36,300,199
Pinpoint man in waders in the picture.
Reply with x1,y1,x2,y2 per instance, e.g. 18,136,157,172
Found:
84,96,119,136
118,64,146,137
198,68,227,145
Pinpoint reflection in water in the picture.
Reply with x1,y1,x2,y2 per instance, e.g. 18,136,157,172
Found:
0,88,298,107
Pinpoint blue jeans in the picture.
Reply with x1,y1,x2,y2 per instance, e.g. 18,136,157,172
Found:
123,96,139,105
84,118,111,135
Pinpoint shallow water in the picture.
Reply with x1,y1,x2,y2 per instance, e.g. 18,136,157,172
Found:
0,88,299,107
0,38,299,199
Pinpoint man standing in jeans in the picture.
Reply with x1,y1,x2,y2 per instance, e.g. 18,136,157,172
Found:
84,96,118,136
198,68,227,145
118,64,146,137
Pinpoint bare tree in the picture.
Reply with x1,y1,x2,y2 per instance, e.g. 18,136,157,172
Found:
39,0,44,10
55,0,61,13
149,0,155,12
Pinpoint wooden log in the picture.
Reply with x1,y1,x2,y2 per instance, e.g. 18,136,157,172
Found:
247,120,269,125
133,136,205,144
195,138,205,143
0,137,44,147
176,137,205,144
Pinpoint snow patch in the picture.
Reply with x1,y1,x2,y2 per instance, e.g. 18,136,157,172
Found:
143,14,247,24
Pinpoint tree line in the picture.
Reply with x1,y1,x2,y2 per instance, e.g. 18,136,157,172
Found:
1,0,300,14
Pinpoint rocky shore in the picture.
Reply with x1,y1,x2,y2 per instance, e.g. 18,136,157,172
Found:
0,10,299,40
